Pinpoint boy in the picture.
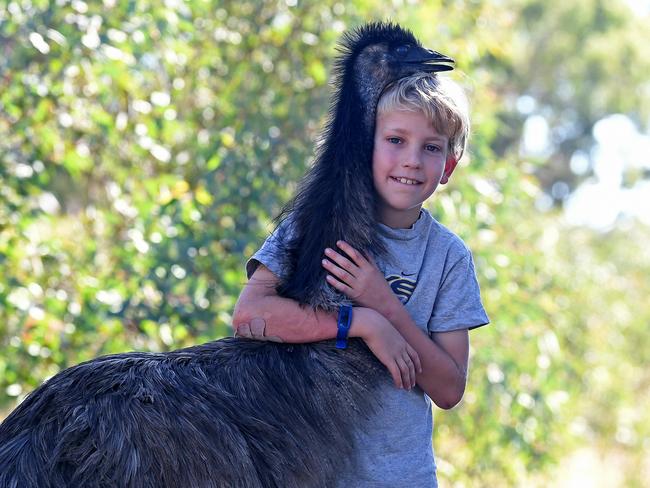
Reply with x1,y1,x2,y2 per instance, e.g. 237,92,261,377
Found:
233,73,489,486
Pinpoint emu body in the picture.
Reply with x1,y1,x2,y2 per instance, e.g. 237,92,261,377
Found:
0,339,383,487
0,22,455,486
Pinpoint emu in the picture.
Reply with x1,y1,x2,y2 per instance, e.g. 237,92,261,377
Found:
0,22,454,487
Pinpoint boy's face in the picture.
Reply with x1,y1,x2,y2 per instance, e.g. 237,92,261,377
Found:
372,109,458,228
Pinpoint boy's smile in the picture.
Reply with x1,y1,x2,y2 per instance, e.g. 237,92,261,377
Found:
372,109,458,228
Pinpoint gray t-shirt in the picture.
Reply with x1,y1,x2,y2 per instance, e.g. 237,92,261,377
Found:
246,209,489,487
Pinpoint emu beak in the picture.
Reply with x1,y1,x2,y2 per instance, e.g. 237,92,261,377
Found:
404,47,454,73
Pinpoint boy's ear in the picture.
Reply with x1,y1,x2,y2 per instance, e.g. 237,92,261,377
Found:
440,156,459,185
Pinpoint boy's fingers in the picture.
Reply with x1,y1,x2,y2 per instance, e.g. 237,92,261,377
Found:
250,317,266,338
325,274,354,296
336,240,366,265
402,353,416,387
408,346,422,374
396,357,413,390
324,249,357,276
236,323,252,338
322,258,353,282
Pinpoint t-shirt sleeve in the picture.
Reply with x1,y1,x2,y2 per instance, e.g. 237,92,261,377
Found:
427,249,489,333
245,220,293,280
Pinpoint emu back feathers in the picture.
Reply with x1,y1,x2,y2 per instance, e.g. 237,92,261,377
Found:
0,338,384,488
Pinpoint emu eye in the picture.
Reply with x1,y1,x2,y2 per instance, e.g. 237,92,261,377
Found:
395,45,410,56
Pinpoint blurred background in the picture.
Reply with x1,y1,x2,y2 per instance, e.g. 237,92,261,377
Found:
1,0,649,486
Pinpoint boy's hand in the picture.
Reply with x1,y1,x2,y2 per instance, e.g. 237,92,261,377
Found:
322,240,399,316
351,307,421,390
235,317,284,343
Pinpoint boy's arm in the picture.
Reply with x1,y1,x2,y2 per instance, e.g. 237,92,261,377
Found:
233,265,337,343
384,305,469,410
232,264,421,389
322,241,469,409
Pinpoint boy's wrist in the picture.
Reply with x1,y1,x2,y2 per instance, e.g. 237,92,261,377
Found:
349,307,386,340
348,307,369,339
378,294,403,322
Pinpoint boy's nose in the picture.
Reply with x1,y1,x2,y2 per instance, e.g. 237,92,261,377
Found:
401,147,423,168
402,156,422,168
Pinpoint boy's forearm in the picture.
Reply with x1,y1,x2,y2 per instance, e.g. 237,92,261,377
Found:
233,294,338,343
233,293,380,345
381,299,468,409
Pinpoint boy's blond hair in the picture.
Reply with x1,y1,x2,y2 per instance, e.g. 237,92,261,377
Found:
377,73,470,162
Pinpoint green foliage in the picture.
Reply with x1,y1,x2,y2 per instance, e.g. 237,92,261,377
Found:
1,0,648,486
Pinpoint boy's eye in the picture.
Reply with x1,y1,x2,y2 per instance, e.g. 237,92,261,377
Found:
425,144,441,152
387,137,402,144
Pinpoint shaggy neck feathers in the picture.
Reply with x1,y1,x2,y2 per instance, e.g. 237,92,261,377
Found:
275,22,448,311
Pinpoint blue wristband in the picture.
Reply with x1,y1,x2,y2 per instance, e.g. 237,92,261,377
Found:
335,305,353,349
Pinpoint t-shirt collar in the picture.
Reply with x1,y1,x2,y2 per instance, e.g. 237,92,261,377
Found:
377,209,430,241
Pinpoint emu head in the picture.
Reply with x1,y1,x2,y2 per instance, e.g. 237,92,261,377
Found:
337,22,454,143
276,22,454,312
